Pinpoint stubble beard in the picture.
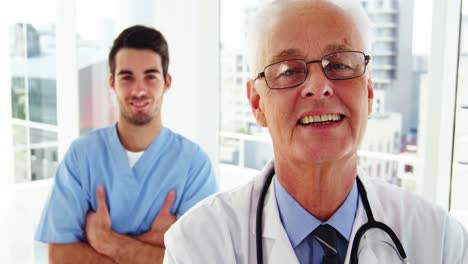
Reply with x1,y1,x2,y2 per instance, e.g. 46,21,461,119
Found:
121,105,159,126
123,112,154,126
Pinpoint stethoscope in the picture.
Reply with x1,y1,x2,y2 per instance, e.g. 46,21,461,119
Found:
255,166,409,264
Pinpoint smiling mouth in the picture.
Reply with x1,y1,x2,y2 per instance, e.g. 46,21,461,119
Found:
130,101,149,108
298,113,344,126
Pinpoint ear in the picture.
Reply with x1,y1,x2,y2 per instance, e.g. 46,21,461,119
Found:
109,74,117,94
246,79,267,127
163,73,172,93
367,78,374,116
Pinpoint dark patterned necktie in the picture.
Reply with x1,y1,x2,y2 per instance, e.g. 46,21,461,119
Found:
313,224,340,264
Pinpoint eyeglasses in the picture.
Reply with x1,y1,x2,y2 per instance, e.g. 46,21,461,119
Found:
255,51,371,89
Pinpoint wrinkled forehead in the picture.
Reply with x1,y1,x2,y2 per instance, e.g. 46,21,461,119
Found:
256,1,365,69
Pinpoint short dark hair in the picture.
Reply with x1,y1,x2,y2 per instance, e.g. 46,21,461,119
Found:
108,25,169,78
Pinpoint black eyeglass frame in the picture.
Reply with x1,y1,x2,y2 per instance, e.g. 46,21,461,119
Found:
254,51,371,89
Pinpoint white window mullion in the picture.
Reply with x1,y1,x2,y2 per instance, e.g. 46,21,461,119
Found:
56,0,79,160
199,0,220,176
422,0,462,209
21,23,33,182
12,118,60,133
155,0,220,177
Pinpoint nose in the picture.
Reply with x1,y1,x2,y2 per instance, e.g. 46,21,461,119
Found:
300,65,334,98
131,78,148,97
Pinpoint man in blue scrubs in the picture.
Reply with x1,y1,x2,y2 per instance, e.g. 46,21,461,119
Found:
35,25,217,263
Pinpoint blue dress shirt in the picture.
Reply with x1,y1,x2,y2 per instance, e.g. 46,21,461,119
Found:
274,176,358,263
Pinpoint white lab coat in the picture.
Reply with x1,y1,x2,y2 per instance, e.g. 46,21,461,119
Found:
164,161,468,263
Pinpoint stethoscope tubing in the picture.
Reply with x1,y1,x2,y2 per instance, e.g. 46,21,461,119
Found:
256,167,274,264
350,178,408,264
256,167,408,264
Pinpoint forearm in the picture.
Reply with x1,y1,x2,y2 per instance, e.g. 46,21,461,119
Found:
104,232,165,264
49,242,116,264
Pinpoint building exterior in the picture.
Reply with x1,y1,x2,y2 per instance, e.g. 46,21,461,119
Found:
359,113,402,184
361,0,422,150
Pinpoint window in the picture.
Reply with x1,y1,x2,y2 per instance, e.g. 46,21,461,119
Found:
376,0,385,9
9,2,58,183
76,0,122,134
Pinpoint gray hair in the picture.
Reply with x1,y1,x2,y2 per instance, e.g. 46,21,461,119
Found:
246,0,372,77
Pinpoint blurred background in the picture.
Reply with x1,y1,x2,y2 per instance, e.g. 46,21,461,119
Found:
0,0,467,262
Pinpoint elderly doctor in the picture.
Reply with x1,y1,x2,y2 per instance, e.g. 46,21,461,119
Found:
164,0,468,263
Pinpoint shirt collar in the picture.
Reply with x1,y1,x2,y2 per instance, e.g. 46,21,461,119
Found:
274,176,358,248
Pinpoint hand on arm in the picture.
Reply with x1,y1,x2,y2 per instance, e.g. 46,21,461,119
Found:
85,186,176,264
84,185,115,254
136,190,176,247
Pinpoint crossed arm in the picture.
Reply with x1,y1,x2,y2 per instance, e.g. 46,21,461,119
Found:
49,187,176,264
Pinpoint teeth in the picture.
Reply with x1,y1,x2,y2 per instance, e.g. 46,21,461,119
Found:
300,114,342,125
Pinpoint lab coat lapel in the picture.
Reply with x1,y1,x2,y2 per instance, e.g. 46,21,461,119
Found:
260,170,299,264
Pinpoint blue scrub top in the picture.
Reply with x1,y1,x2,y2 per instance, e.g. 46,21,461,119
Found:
35,125,218,243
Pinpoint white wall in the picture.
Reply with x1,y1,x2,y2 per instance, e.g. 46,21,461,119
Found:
155,0,220,175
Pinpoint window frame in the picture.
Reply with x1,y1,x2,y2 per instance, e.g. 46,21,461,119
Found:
421,0,462,209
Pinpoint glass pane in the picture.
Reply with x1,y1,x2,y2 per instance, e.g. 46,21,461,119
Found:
13,125,29,183
219,0,431,193
76,0,138,134
9,0,58,184
11,77,26,120
27,23,57,125
10,24,27,120
219,137,240,165
11,126,58,183
29,128,58,181
10,23,57,125
451,0,468,230
29,78,57,125
358,0,429,192
219,0,263,190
